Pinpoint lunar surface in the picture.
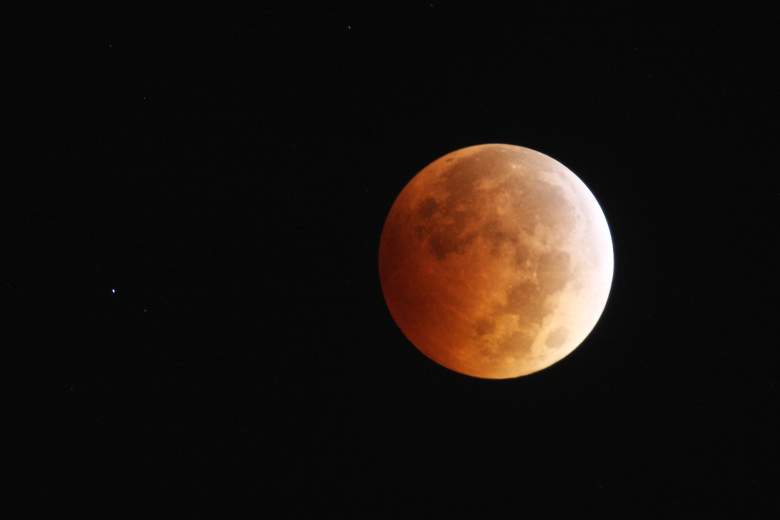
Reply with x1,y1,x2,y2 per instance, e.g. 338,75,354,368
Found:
378,144,613,378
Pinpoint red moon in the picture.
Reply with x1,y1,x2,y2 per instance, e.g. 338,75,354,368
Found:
378,144,614,379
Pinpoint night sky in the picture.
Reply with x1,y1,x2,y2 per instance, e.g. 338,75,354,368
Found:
35,4,778,517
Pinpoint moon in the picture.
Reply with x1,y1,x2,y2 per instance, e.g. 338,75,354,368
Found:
378,144,614,379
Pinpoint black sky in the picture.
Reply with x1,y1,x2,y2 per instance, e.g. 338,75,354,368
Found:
32,4,778,517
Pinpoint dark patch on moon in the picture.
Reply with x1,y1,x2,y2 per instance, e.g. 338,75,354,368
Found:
416,147,534,262
481,217,520,257
503,281,547,328
491,328,535,361
474,318,496,337
429,231,474,261
417,197,439,219
512,243,529,267
545,326,569,349
537,250,571,293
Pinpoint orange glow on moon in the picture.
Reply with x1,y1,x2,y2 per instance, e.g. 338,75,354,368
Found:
378,144,614,379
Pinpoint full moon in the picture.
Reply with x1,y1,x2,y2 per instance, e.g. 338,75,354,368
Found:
379,144,614,379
